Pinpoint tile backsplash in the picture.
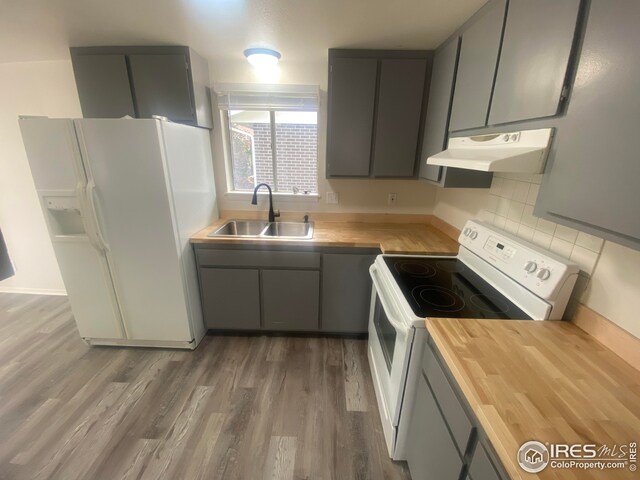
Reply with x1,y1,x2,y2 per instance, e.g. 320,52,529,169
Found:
478,173,604,275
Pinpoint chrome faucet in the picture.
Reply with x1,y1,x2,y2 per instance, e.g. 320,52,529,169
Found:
251,183,280,222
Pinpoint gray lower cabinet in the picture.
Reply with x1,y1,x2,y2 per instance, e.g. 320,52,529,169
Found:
488,0,582,125
449,0,506,132
406,371,464,480
321,254,375,333
419,36,493,188
371,58,428,177
70,46,212,129
326,57,378,177
200,268,261,330
262,270,320,331
71,54,136,118
469,443,502,480
536,0,640,251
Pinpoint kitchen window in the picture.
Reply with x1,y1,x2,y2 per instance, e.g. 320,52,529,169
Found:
217,84,319,195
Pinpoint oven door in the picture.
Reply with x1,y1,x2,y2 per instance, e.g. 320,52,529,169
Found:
367,263,414,455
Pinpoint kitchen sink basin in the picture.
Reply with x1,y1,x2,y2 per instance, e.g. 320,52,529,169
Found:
262,222,314,239
208,220,314,239
209,220,269,237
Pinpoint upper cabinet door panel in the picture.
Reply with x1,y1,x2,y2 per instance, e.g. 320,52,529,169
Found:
128,54,194,123
372,58,428,177
327,57,378,176
72,54,135,118
539,0,640,245
449,0,506,132
488,0,582,125
419,37,461,182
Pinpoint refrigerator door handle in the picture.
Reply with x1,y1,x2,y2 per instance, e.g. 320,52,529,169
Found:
86,180,111,252
76,182,103,252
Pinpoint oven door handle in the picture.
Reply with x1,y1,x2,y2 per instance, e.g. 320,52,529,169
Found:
370,264,409,337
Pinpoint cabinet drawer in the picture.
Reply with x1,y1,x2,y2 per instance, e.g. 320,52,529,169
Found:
469,443,502,480
423,340,474,455
196,249,320,269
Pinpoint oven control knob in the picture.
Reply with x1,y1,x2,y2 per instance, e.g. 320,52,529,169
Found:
469,230,478,240
537,268,551,281
524,261,538,273
463,228,471,237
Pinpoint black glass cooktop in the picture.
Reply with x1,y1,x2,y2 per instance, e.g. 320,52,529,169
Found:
383,256,531,320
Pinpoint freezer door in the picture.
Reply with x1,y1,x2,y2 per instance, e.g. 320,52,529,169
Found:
52,238,125,339
19,117,85,191
74,119,193,342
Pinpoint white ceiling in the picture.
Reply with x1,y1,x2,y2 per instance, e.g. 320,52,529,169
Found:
0,0,485,83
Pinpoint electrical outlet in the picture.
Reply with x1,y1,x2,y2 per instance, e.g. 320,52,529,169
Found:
326,191,339,204
388,193,397,206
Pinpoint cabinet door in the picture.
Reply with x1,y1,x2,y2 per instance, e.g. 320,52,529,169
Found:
406,372,464,480
419,37,461,182
321,254,375,333
200,268,261,330
538,0,640,249
469,443,503,480
326,57,377,176
128,53,195,123
262,270,320,331
372,58,427,177
449,0,506,131
488,0,581,125
71,54,135,118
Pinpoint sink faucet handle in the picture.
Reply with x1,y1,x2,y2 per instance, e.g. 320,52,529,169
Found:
303,214,309,223
274,209,281,219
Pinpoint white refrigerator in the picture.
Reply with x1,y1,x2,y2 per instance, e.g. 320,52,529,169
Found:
18,117,217,349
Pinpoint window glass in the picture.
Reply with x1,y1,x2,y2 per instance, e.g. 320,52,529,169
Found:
274,111,318,194
228,110,273,191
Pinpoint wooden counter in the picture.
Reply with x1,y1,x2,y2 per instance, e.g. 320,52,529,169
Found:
191,219,459,255
427,318,640,479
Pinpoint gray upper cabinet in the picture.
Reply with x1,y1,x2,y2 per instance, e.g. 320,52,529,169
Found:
71,54,135,118
262,270,320,331
419,37,493,188
129,53,194,123
70,46,213,129
326,49,432,178
537,0,640,250
326,57,377,176
321,253,375,333
372,59,428,177
488,0,582,125
449,0,506,132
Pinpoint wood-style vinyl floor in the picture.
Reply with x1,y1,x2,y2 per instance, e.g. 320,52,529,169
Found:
0,293,411,480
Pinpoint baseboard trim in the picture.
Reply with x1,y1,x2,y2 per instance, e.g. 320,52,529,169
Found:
571,304,640,371
0,287,67,296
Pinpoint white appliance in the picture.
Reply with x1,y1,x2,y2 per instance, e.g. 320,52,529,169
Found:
19,117,217,349
367,220,579,458
426,128,554,173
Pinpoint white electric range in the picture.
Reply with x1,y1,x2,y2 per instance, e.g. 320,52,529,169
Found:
367,220,580,459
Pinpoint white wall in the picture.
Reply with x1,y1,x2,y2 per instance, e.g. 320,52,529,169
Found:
434,177,640,339
208,59,438,215
0,60,82,294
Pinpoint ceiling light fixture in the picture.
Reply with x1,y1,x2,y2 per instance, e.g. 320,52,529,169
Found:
243,48,281,69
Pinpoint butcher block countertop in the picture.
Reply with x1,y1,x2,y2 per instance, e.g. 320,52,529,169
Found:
427,318,640,479
191,218,459,255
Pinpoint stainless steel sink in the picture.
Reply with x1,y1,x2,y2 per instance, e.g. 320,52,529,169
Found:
208,219,314,239
262,222,314,239
209,220,269,237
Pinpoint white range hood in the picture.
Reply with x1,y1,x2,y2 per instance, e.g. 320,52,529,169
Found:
426,128,554,173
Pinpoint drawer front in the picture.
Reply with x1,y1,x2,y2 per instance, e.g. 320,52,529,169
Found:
197,249,320,269
423,341,474,455
469,443,502,480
